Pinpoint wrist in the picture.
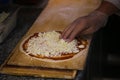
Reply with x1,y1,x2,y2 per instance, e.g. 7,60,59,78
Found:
89,11,108,27
96,1,119,16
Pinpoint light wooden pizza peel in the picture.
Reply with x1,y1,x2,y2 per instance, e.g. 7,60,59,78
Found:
0,0,102,79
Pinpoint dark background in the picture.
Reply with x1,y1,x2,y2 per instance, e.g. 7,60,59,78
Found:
83,14,120,80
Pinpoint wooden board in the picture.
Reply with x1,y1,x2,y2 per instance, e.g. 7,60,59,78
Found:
0,67,76,79
0,52,77,79
0,0,102,79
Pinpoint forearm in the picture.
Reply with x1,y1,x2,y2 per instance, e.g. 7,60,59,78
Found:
96,1,119,16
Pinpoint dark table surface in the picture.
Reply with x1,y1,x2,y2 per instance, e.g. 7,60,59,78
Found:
0,7,83,80
83,14,120,80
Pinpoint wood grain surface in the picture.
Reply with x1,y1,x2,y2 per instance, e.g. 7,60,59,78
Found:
0,0,102,79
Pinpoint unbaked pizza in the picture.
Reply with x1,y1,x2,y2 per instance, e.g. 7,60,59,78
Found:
21,31,88,60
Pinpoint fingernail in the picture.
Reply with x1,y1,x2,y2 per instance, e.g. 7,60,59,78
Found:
64,39,71,42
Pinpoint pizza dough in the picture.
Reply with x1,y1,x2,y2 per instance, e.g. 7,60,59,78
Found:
20,31,88,60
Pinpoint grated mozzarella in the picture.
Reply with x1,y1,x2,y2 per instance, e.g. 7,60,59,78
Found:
26,31,79,57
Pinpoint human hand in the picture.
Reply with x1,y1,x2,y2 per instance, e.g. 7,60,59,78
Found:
61,11,108,42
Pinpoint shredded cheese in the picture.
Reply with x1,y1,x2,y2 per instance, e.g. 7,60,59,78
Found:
26,31,79,57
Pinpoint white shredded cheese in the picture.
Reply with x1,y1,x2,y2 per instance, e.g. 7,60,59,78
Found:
26,31,79,57
78,45,85,48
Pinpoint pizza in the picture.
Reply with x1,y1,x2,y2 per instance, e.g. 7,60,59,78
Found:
21,31,88,60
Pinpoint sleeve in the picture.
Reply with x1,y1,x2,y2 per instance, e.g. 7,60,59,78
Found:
104,0,120,9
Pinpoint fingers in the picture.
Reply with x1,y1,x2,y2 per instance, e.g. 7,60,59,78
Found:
61,18,88,42
61,20,79,41
61,23,76,40
67,22,86,42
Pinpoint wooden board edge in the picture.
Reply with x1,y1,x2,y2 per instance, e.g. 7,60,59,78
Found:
0,47,16,71
0,34,28,71
0,50,77,79
0,66,77,79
